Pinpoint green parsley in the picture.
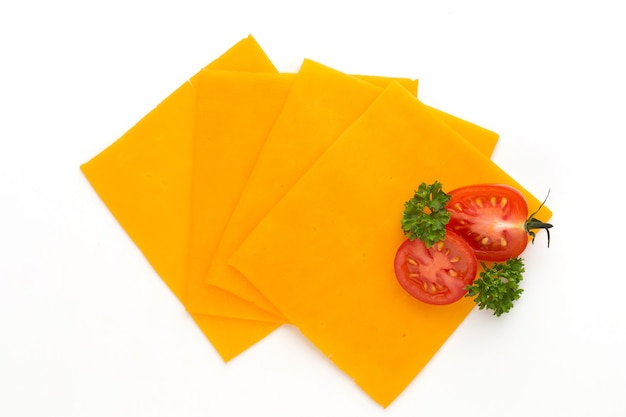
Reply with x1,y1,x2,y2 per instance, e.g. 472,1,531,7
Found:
400,181,451,247
466,258,526,316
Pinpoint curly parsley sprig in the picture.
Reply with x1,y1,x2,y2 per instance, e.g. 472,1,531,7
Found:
401,181,451,247
466,258,526,316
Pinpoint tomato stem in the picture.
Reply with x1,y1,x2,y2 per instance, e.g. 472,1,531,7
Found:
525,189,553,247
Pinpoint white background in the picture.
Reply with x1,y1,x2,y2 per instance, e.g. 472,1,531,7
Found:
1,0,624,415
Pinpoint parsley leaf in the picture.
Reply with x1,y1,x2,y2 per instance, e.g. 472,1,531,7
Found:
401,181,451,247
465,258,525,316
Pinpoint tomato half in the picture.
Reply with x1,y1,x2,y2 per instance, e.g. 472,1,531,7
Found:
446,184,533,261
394,231,478,305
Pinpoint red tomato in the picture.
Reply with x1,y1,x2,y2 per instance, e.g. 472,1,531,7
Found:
394,231,478,305
446,184,551,262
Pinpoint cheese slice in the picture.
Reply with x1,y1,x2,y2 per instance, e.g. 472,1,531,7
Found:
204,60,499,317
81,35,284,361
229,81,551,406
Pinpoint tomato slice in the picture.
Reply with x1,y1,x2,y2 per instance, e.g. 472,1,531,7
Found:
446,184,529,261
394,231,477,305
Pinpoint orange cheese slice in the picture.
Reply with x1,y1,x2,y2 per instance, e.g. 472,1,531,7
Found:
81,35,283,361
204,60,499,317
356,75,499,156
229,81,551,406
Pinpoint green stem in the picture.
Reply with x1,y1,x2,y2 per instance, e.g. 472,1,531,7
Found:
524,189,553,247
525,217,553,247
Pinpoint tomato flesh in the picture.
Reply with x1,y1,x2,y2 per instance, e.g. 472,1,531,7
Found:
446,184,529,261
394,231,477,305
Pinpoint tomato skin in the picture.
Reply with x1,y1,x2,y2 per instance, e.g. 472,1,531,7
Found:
394,231,478,305
446,184,529,262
